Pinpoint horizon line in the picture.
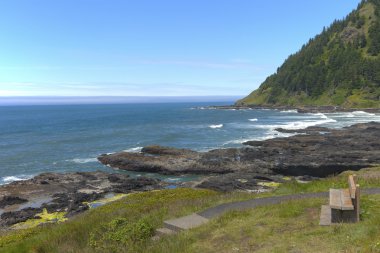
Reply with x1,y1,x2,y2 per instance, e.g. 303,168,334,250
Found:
0,95,244,98
0,95,242,106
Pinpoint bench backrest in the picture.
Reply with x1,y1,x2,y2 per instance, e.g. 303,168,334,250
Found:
348,174,360,222
348,175,357,199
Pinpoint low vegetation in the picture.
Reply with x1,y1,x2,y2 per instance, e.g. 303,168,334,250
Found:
153,195,380,252
0,166,380,252
274,167,380,195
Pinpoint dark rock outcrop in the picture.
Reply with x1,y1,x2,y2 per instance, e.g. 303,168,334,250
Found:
98,146,235,175
0,196,27,208
99,122,380,179
243,122,380,177
0,207,42,227
0,171,164,228
196,173,287,192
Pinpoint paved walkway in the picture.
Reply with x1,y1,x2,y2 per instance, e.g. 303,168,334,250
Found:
155,188,380,236
198,191,328,218
200,188,380,218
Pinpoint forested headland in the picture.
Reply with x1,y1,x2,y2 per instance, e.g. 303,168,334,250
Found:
238,0,380,108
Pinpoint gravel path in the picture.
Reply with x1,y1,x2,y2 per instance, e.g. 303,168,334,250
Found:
198,188,380,219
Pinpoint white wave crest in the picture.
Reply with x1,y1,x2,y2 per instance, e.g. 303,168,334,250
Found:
280,110,298,113
70,158,98,164
209,124,223,129
281,118,336,130
2,175,33,184
313,113,328,119
330,113,355,118
248,118,258,122
255,118,337,131
352,111,376,116
223,131,297,145
123,147,143,153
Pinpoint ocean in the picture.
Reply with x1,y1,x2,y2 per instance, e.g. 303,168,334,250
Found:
1,102,379,184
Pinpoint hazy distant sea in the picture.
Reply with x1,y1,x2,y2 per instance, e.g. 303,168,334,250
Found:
1,100,379,184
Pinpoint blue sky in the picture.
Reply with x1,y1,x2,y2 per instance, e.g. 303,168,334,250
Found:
0,0,361,97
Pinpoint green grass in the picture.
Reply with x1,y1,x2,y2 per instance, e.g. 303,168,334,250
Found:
150,195,380,253
1,166,380,252
274,166,380,195
0,189,255,253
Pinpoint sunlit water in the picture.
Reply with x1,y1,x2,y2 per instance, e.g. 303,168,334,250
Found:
1,102,379,184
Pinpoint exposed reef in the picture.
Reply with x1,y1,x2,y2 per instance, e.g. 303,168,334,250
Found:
99,122,380,191
0,171,163,228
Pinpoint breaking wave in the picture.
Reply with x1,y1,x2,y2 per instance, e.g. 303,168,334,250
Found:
280,110,298,113
123,147,143,153
352,111,375,116
209,124,223,129
255,118,337,131
312,113,329,119
70,158,98,164
223,130,297,145
281,118,337,130
1,174,33,184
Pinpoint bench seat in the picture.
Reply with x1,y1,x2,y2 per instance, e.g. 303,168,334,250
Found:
320,175,360,225
329,189,354,210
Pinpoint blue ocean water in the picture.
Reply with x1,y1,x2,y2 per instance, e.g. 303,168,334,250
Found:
1,102,379,184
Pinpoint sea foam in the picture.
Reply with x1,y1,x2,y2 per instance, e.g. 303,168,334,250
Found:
223,130,297,145
70,158,98,164
209,124,224,129
254,117,337,131
281,118,336,130
313,113,329,119
1,175,33,184
123,147,143,153
280,109,298,113
352,111,376,116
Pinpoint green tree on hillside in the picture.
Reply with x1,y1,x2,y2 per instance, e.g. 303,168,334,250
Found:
238,0,380,108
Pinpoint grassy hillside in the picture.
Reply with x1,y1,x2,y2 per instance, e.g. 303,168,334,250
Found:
1,167,380,252
238,0,380,108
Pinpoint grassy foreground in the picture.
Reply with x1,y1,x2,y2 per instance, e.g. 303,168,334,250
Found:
1,166,380,252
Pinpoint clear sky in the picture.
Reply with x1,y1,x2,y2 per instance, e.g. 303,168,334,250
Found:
0,0,361,97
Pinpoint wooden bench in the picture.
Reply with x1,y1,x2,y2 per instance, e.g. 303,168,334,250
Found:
320,175,360,226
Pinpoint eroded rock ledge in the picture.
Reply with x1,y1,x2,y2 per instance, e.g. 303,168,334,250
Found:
0,172,163,228
99,122,380,190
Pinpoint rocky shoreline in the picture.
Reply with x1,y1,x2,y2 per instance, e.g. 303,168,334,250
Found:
99,122,380,190
1,122,379,229
0,172,165,228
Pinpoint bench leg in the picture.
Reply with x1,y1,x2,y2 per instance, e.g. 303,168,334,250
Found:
320,205,332,226
354,186,360,222
331,209,359,223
